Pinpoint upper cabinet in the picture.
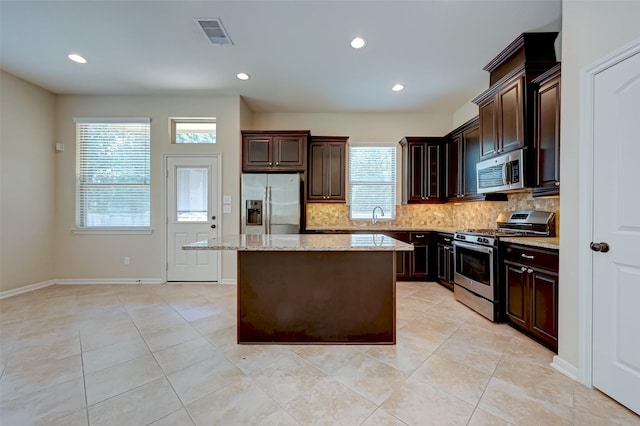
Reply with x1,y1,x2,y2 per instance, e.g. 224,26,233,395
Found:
532,64,561,197
445,117,507,202
242,130,310,172
307,136,348,202
400,137,443,204
473,33,559,164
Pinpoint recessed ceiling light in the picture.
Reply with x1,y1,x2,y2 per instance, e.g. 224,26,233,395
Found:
392,84,405,92
237,72,250,81
350,37,366,49
68,53,87,64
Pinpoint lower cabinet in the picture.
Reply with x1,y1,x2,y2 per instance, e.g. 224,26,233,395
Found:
502,243,559,352
409,232,431,279
435,233,455,290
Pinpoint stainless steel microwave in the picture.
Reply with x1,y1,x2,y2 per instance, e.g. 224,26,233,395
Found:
476,148,525,193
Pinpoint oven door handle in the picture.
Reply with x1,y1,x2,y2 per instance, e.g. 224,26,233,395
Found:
453,240,494,255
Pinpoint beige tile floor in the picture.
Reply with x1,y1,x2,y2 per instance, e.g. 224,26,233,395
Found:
1,281,639,426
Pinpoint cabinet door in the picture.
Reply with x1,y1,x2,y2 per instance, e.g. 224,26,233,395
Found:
530,269,558,349
436,243,447,282
243,136,273,170
535,75,561,195
326,142,346,200
308,142,326,200
408,144,426,202
462,124,481,199
505,262,528,329
273,135,305,170
411,243,429,278
446,134,461,200
396,251,410,280
479,98,498,159
426,144,440,199
497,77,524,154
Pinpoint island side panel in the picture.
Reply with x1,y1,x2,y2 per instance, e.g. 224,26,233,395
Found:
237,250,396,344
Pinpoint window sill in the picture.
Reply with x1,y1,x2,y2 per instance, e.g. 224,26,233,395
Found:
71,227,154,235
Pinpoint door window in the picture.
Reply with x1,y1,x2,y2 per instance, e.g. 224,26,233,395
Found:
176,167,208,222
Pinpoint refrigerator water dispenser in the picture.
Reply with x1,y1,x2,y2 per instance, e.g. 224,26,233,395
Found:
246,200,262,225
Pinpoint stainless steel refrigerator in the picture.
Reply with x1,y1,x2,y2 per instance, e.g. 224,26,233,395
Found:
241,173,301,234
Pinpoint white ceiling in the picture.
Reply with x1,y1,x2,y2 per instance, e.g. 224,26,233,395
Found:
0,0,561,114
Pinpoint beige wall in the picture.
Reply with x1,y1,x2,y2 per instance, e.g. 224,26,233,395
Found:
252,112,452,141
0,71,57,292
53,94,242,283
559,0,640,369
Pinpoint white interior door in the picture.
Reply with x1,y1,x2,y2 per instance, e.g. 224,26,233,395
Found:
166,155,220,282
592,47,640,414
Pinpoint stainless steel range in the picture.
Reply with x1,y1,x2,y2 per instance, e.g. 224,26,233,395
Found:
453,210,556,321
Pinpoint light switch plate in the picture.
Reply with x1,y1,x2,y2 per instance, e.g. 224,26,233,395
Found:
223,195,232,204
223,205,232,214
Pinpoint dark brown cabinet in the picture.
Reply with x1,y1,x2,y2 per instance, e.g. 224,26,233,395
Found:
242,130,309,172
476,75,525,160
502,243,559,352
445,117,506,202
435,233,454,290
400,137,443,204
409,231,431,278
472,33,558,167
307,136,347,202
533,64,561,197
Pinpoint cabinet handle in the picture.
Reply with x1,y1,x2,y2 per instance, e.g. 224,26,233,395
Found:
527,268,533,273
520,266,527,272
269,162,273,166
521,254,535,260
554,181,560,187
276,162,279,166
415,235,425,238
444,238,451,242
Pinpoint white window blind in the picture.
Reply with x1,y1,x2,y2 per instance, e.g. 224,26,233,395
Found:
349,145,396,220
75,118,151,228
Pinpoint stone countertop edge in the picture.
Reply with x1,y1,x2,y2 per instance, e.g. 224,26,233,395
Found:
499,236,560,250
182,233,415,252
305,226,460,234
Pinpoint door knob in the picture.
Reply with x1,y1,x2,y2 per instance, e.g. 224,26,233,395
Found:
210,224,216,229
590,242,610,252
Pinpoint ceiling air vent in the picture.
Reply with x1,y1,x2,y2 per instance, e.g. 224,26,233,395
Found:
195,18,233,46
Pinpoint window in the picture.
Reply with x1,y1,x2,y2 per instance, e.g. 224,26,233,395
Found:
170,118,216,144
349,145,396,220
75,118,150,229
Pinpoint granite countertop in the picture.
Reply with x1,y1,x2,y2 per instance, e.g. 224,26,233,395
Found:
499,236,560,250
305,226,459,234
182,234,415,252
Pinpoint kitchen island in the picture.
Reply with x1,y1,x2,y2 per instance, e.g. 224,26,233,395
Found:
183,234,413,344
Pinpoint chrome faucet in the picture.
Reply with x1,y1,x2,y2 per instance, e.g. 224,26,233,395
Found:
372,206,385,225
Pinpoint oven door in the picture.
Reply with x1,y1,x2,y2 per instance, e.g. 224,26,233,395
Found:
453,240,495,301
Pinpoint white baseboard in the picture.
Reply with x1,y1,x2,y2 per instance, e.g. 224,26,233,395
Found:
56,278,163,285
220,278,237,285
551,355,579,381
0,280,56,299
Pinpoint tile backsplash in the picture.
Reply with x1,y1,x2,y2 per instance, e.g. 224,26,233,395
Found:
306,189,560,232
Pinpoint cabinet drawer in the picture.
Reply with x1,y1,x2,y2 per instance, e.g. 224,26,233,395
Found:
502,243,558,271
409,232,430,243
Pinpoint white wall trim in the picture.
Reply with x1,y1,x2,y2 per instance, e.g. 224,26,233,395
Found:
0,280,56,299
56,278,163,285
578,37,640,387
551,355,579,381
220,278,237,285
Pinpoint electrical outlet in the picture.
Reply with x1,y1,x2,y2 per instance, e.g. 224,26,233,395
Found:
124,256,130,265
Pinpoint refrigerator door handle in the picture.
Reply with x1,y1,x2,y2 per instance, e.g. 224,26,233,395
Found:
266,186,271,234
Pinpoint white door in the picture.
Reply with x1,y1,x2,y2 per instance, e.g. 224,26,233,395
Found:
166,155,220,282
592,47,640,414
